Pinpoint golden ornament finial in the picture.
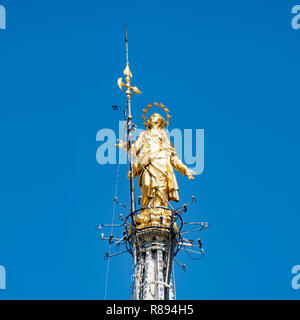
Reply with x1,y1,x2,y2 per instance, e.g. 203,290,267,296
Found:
117,25,141,98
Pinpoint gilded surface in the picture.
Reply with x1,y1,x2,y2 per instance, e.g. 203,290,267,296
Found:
118,62,141,98
117,112,195,229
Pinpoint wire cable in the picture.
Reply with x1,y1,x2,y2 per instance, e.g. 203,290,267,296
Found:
104,117,128,299
104,163,120,300
172,263,176,300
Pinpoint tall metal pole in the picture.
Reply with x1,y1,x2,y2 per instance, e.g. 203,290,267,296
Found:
117,24,142,299
124,24,136,217
118,29,175,299
117,24,141,217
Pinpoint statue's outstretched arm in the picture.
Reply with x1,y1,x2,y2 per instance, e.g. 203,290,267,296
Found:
116,139,129,152
117,132,145,179
169,143,196,180
116,132,144,155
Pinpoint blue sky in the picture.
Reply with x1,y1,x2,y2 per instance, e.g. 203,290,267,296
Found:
0,0,300,300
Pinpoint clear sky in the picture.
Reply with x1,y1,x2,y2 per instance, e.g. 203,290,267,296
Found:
0,0,300,300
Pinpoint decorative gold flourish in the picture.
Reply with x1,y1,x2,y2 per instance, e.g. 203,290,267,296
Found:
117,62,142,98
134,208,179,232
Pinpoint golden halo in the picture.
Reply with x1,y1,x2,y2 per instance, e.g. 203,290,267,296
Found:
141,102,171,128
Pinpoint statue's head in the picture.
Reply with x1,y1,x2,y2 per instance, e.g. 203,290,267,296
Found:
147,113,165,129
142,103,171,128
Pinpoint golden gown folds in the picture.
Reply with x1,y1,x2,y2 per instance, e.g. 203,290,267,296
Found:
130,128,190,208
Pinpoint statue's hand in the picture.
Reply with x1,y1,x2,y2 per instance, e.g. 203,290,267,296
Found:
186,169,196,180
116,139,128,150
127,170,131,179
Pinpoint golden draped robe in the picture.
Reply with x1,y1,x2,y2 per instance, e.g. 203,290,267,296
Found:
130,128,189,208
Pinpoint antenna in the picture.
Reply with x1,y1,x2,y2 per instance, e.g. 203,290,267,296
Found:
115,24,142,299
117,24,141,218
125,23,129,64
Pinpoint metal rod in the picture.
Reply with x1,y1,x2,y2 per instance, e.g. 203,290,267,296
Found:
123,24,138,299
181,227,208,235
183,222,209,225
184,248,203,255
106,250,129,259
173,258,186,271
123,25,136,218
125,23,129,65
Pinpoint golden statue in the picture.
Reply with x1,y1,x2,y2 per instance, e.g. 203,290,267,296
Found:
116,29,195,229
117,105,195,229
